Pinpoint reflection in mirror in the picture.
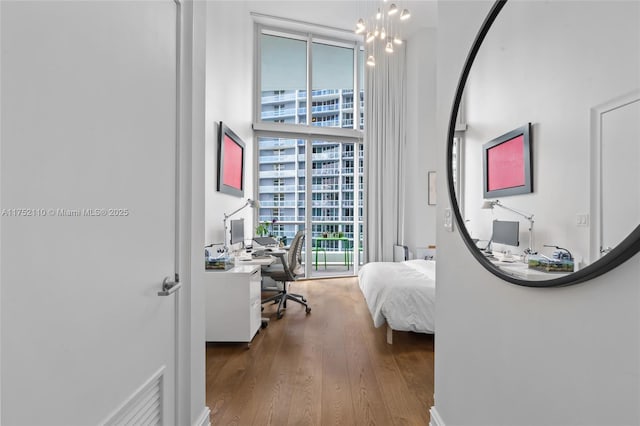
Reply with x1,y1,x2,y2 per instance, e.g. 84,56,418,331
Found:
451,0,640,284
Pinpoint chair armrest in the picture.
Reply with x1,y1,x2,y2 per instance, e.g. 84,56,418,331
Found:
269,251,287,269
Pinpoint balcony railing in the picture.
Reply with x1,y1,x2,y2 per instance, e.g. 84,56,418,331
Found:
311,184,339,191
341,151,363,159
260,92,298,103
311,120,341,128
259,140,297,149
260,108,298,119
341,184,364,191
312,168,339,175
259,215,298,222
311,152,340,160
258,200,297,208
259,185,298,193
311,200,340,207
259,170,297,178
341,167,364,175
341,200,364,207
259,154,297,163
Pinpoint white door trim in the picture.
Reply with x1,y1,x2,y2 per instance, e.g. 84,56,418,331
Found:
174,0,208,424
590,89,640,263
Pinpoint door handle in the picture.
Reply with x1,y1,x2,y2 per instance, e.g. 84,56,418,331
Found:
158,275,181,296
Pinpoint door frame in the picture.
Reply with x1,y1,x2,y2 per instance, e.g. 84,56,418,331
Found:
590,89,640,264
175,0,209,425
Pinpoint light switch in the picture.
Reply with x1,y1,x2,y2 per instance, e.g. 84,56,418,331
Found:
576,214,589,227
444,208,453,232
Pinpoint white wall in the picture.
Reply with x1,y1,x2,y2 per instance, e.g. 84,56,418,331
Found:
404,27,438,257
461,1,640,266
434,2,640,425
205,2,256,247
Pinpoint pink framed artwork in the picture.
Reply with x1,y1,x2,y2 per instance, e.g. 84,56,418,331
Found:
482,123,532,198
217,122,245,197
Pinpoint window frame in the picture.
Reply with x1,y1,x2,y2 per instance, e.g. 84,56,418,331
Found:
253,20,366,277
254,24,364,140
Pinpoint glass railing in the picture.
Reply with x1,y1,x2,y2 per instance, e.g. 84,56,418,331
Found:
311,200,340,207
259,215,298,222
259,154,297,163
261,108,298,119
258,185,298,193
311,152,340,160
260,92,298,103
258,200,297,208
312,168,340,175
259,170,297,178
311,120,341,127
259,140,297,149
311,184,339,191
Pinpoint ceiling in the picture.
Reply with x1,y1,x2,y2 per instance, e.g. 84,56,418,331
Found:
245,1,438,38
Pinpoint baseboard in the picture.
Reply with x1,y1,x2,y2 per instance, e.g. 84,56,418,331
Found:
193,406,211,426
430,406,445,426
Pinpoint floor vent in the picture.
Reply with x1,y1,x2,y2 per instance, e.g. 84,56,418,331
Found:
103,367,164,426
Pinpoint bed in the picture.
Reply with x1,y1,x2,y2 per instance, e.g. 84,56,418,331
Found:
357,258,436,344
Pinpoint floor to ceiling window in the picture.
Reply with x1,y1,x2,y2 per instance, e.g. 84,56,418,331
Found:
255,25,364,277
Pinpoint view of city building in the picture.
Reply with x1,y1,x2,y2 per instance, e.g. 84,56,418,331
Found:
257,88,364,276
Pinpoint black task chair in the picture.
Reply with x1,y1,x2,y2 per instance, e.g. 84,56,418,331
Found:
261,230,311,319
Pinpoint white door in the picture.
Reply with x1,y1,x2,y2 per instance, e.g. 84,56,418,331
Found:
597,95,640,259
1,2,180,425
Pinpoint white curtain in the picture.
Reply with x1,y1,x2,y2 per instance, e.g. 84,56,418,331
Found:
364,40,407,262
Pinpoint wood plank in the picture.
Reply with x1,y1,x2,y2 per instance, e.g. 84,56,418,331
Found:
285,280,326,425
318,281,357,426
206,276,434,425
208,318,284,424
249,298,308,425
348,277,432,425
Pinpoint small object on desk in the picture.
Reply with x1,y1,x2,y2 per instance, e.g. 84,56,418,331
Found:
253,236,279,246
206,255,233,270
527,254,574,273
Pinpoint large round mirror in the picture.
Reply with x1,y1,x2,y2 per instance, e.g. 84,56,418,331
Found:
447,0,640,287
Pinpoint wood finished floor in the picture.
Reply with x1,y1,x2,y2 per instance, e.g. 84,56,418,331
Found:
206,277,434,426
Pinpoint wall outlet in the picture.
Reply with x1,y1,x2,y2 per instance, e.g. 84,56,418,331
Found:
576,214,589,227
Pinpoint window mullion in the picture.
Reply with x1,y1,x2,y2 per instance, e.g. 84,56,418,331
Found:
306,32,312,127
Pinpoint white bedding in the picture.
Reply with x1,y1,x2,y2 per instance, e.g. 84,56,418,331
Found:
357,259,436,334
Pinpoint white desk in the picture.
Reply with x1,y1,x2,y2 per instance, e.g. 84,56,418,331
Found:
235,255,276,266
205,264,262,345
234,249,287,266
491,259,571,281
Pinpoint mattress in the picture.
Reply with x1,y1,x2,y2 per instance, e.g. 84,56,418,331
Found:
357,259,436,334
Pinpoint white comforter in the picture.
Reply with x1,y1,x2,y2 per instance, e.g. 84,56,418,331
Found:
358,259,436,334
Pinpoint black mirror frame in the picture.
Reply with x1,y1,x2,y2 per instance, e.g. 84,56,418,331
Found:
446,0,640,287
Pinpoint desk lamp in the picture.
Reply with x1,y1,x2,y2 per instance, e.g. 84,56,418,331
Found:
223,198,260,253
482,199,536,255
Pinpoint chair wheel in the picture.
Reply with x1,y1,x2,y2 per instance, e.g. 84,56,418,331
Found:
277,312,284,319
305,307,311,314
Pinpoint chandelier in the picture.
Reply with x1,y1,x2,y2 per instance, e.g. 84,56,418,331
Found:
355,0,411,66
